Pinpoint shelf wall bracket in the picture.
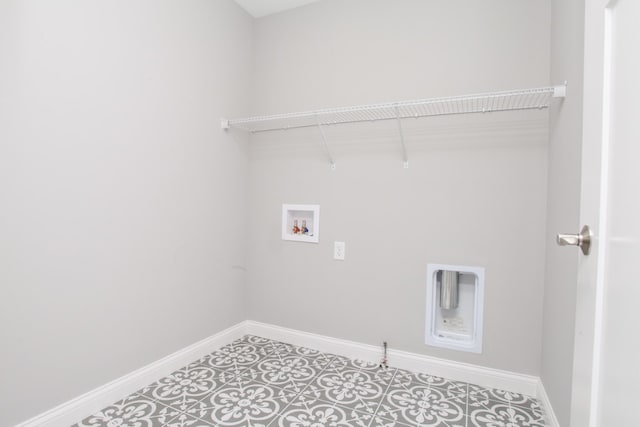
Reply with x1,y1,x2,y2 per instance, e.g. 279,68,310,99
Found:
395,106,409,169
552,82,568,98
316,122,336,170
221,118,230,130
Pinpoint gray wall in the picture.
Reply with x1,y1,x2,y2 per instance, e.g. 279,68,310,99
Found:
247,0,551,374
0,1,582,424
541,0,585,425
0,1,252,425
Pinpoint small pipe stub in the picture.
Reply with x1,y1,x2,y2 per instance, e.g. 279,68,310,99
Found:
379,341,389,370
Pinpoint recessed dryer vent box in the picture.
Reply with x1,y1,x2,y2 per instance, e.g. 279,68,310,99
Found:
425,264,485,353
282,204,319,243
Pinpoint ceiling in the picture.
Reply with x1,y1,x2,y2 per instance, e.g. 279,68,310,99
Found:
234,0,320,18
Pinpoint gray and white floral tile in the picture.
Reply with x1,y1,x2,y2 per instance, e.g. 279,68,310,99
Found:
195,340,273,378
389,369,468,403
287,346,336,371
376,384,467,426
301,360,391,415
185,376,297,425
468,403,545,427
468,385,542,414
241,352,324,395
72,335,546,427
74,394,182,427
138,365,229,412
165,413,215,427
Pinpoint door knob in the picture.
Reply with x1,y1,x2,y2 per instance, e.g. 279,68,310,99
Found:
557,225,592,255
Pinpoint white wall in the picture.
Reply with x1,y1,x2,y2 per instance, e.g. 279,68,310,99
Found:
247,0,551,375
541,0,585,425
0,1,252,425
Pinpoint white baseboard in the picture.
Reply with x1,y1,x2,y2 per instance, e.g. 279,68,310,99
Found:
536,380,560,427
245,320,539,396
16,321,247,427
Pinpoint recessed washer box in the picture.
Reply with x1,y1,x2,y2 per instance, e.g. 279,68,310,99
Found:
282,204,319,243
425,263,485,353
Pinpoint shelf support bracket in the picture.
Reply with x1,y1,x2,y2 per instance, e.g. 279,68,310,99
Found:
316,122,336,170
395,106,409,168
221,118,230,130
552,81,568,98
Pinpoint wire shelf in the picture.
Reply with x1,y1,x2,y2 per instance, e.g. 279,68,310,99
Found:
223,85,566,133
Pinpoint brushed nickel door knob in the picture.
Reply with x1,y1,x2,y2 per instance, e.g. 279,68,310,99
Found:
557,225,592,255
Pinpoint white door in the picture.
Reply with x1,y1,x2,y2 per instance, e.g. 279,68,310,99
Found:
569,0,640,426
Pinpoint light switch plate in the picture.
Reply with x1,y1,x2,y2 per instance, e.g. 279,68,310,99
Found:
334,241,345,260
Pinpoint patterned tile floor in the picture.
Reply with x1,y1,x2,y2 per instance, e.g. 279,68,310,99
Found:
73,335,545,426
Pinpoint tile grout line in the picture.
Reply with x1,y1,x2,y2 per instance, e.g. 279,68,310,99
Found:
465,383,470,427
366,367,400,427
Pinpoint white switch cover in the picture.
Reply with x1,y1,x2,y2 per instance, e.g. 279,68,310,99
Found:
334,241,345,260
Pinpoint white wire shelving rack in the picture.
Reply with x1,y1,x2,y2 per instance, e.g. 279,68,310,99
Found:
222,84,566,169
